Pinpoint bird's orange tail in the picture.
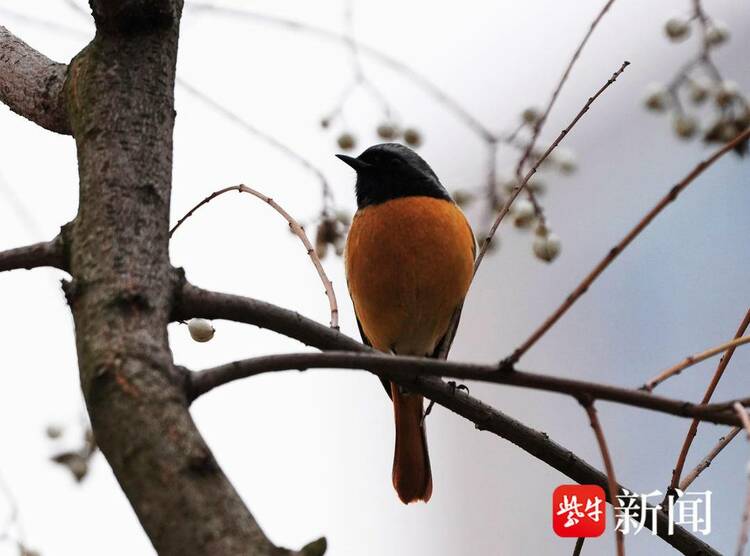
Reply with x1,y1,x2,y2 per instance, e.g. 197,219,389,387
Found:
391,382,432,503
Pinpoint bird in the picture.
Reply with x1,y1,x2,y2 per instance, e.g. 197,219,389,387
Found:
338,143,476,503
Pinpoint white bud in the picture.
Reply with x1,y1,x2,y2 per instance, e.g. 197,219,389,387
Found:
45,424,63,439
665,18,690,41
188,318,215,342
673,114,697,139
644,84,669,111
533,233,561,262
512,199,535,228
555,148,577,174
706,22,729,46
715,81,739,107
689,79,710,104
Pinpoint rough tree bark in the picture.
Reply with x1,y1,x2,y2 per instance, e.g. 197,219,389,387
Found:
0,1,321,554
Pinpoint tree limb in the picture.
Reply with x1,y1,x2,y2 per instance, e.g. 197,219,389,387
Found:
187,351,742,427
0,236,66,273
0,26,70,134
175,282,719,555
58,2,317,553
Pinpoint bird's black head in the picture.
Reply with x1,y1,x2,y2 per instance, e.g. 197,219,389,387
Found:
336,143,452,209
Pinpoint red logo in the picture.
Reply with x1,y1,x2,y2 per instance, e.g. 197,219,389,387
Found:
553,485,606,537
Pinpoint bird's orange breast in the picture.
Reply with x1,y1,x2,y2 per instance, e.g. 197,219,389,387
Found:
345,196,475,356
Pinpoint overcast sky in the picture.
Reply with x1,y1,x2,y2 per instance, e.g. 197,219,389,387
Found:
1,1,749,555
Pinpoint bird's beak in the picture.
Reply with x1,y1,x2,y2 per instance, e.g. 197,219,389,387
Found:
336,154,371,172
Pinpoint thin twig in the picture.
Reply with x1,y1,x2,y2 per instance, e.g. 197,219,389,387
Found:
735,403,750,438
735,400,750,556
175,283,720,555
171,185,339,329
473,61,630,275
670,307,750,490
514,0,617,228
175,77,336,212
642,335,750,392
581,400,624,556
738,473,750,556
515,0,617,178
511,127,750,363
186,2,496,142
679,427,741,491
186,350,744,426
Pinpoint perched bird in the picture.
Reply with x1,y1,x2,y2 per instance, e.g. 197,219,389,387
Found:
338,143,475,503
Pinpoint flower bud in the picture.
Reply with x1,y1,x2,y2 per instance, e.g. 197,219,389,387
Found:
665,18,690,41
706,22,729,46
715,81,739,107
403,128,422,147
555,148,577,174
644,84,669,111
376,122,398,140
533,232,561,262
512,199,535,228
689,80,710,104
188,318,215,342
337,132,356,150
522,107,542,124
673,114,697,139
45,424,63,439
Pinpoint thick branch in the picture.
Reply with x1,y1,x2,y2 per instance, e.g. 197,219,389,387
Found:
175,283,719,555
187,351,742,427
0,26,70,134
89,0,182,33
0,236,66,273
62,4,313,554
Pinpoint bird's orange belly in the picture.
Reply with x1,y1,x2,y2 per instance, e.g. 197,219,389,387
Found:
345,196,475,356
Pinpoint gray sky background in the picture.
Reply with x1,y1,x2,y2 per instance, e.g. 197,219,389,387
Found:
0,1,749,554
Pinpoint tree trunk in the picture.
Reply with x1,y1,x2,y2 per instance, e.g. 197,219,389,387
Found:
61,2,309,554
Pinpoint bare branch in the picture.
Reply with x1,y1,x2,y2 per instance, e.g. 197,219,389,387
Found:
679,427,741,491
0,26,70,134
514,0,617,226
0,236,66,273
174,281,719,555
187,350,743,426
516,0,617,177
473,61,630,275
738,471,750,556
175,77,336,211
670,307,750,490
580,400,624,556
511,127,750,362
642,334,750,392
186,3,495,142
171,184,339,329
